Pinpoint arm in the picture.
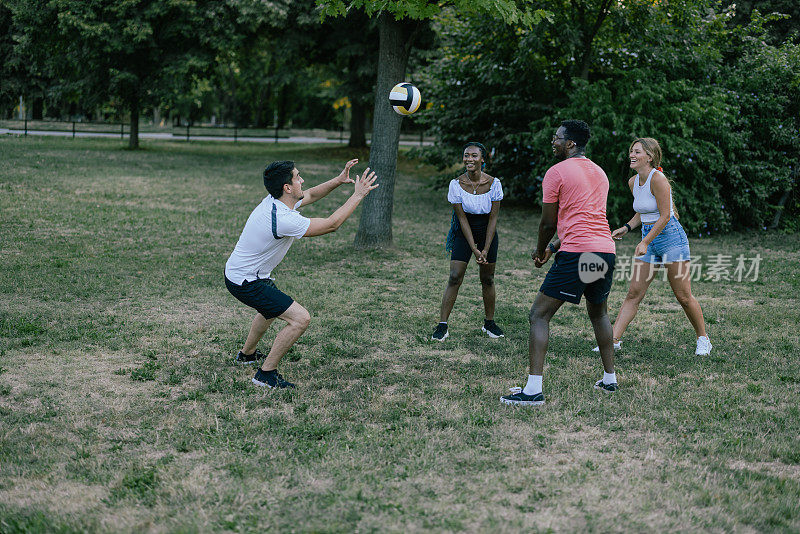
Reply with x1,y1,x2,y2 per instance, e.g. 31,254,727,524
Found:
304,168,377,236
536,235,561,266
634,172,671,256
532,201,558,268
301,159,358,207
478,200,501,264
611,213,641,240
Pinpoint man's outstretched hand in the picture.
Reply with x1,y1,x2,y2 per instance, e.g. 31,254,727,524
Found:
354,168,379,199
336,159,359,184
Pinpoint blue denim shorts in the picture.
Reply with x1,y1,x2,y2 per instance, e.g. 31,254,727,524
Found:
638,217,691,264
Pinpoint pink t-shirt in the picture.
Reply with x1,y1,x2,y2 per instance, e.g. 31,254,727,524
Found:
542,157,615,254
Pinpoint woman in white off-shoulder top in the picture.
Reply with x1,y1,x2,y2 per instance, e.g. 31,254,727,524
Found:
431,142,505,341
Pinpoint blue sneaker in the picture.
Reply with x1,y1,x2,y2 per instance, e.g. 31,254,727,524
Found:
234,349,265,365
482,320,505,338
431,323,449,341
252,368,296,389
593,379,618,392
501,387,545,406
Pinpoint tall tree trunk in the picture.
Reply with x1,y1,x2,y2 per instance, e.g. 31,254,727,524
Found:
770,170,797,229
32,97,43,120
348,97,367,148
128,97,139,149
577,0,613,80
277,86,289,129
354,14,415,248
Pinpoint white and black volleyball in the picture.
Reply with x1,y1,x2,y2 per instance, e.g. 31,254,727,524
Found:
389,82,421,116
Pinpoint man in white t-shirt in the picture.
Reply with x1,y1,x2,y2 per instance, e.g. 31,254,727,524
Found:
224,159,377,389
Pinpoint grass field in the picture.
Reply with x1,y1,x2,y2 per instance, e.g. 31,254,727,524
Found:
1,136,799,533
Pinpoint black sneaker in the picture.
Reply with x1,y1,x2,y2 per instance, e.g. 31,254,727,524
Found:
594,379,618,392
252,368,296,389
501,388,545,406
482,320,505,338
235,349,266,365
431,323,449,341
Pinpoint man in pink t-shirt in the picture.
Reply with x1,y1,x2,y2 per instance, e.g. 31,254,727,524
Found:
502,120,618,407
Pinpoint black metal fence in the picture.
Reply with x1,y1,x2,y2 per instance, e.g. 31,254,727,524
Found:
0,119,129,138
0,119,431,145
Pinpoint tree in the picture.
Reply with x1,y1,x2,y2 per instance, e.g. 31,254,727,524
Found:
4,0,250,148
0,2,19,117
414,0,623,201
721,0,800,44
418,0,800,233
317,1,551,248
314,10,379,147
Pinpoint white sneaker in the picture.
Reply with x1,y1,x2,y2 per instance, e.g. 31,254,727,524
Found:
695,336,712,355
592,340,621,352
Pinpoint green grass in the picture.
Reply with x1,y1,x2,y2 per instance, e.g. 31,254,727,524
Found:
1,136,799,532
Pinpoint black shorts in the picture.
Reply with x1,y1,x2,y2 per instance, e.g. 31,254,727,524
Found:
225,275,294,319
450,213,499,263
540,251,616,304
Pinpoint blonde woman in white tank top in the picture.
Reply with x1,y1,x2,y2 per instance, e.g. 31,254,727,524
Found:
595,138,712,356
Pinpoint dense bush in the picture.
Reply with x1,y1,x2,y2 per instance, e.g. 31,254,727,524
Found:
415,2,799,234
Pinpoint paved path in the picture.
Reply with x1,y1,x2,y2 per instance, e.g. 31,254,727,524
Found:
0,128,432,146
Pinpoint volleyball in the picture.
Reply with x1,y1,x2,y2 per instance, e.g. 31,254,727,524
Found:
389,82,421,116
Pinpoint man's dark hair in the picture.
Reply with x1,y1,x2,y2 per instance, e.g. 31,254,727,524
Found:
263,160,295,198
561,120,591,150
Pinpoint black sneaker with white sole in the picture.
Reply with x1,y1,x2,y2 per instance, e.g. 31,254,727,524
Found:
593,379,618,392
482,320,505,338
252,368,296,389
234,349,265,365
431,322,449,341
501,390,545,406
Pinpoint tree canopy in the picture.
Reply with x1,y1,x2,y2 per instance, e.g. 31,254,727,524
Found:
1,0,796,231
316,0,552,248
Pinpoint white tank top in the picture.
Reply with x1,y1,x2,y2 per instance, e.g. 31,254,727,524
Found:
632,168,674,224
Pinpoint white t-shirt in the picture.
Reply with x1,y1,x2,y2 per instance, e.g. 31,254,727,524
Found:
225,196,311,284
447,177,504,214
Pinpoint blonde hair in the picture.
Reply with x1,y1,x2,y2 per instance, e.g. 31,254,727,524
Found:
630,137,679,220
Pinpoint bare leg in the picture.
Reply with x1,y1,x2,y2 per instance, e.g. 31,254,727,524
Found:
439,260,469,323
666,261,707,338
479,262,496,320
242,313,275,354
528,292,565,375
261,302,311,371
612,260,657,341
586,299,614,373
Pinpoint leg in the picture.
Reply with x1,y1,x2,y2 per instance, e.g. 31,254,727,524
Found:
528,292,565,375
241,313,275,354
261,302,311,371
665,261,707,338
612,260,657,341
586,299,614,373
439,260,469,322
478,262,496,320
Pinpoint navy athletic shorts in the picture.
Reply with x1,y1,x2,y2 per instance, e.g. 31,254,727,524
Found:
539,251,616,304
225,275,293,319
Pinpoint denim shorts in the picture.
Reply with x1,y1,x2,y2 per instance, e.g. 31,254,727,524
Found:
638,217,691,264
